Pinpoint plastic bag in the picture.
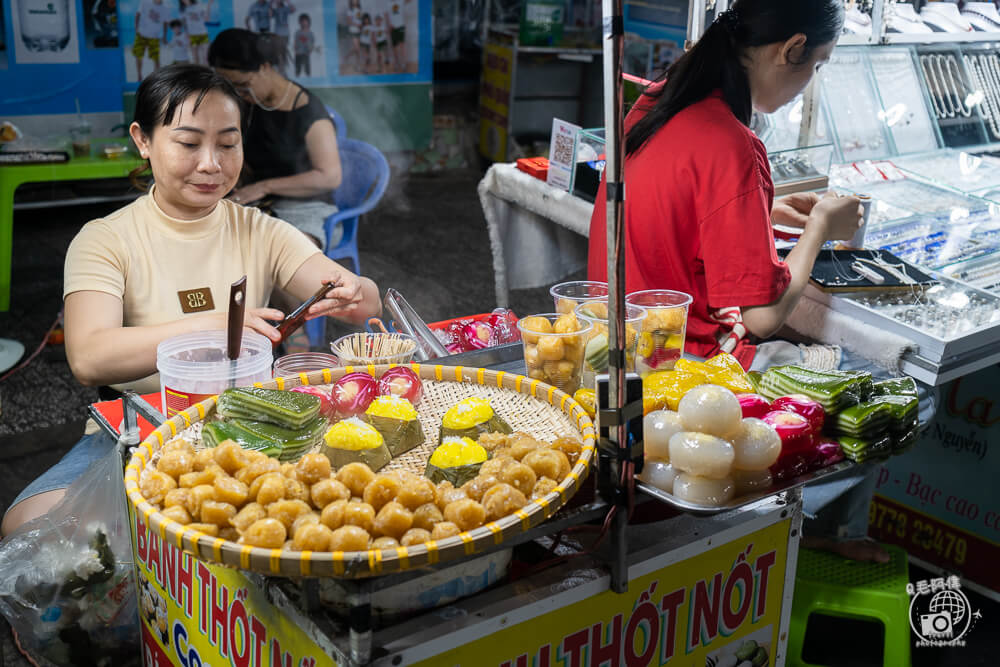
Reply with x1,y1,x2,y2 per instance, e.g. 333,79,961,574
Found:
0,445,140,666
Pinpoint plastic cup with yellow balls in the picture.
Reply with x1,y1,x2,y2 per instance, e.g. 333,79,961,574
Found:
549,280,609,315
573,301,647,387
517,312,593,395
625,289,692,377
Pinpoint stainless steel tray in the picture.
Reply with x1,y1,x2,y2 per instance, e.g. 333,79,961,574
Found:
636,460,856,516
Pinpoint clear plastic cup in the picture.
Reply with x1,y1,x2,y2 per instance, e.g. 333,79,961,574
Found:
625,289,693,376
273,352,340,378
516,313,593,395
549,281,609,315
332,332,418,366
573,302,647,385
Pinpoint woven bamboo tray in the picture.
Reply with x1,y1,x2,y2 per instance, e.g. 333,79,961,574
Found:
124,363,596,579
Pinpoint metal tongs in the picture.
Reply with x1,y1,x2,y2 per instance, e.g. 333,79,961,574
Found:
381,288,448,361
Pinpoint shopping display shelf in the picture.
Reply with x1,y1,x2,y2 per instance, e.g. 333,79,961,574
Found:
636,460,856,516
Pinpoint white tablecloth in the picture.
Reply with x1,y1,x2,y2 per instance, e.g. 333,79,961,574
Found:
479,163,595,307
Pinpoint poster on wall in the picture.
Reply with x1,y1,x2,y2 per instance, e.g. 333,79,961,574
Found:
336,0,418,76
869,364,1000,595
82,0,119,48
117,0,430,89
119,0,230,81
10,0,81,64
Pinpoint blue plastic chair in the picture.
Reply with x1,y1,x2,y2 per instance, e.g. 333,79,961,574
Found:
326,106,348,142
305,138,391,348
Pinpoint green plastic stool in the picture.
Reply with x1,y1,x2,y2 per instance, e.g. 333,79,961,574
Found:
787,545,911,667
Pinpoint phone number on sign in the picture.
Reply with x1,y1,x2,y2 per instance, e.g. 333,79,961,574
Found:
869,499,967,566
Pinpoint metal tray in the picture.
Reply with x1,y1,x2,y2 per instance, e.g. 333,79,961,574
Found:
636,460,856,516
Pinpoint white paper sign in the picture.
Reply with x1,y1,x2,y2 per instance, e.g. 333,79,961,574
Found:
547,117,581,191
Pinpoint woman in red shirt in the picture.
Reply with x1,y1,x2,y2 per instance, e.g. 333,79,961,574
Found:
590,0,897,563
589,0,861,371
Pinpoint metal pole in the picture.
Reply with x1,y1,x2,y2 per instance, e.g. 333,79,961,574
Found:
602,0,628,593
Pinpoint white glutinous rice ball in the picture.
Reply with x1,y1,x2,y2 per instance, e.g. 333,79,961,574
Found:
732,468,773,496
644,410,684,461
678,384,742,439
668,431,735,480
637,459,678,493
673,472,735,506
732,417,782,471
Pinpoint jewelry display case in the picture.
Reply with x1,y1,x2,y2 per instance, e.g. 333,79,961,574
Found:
940,253,1000,292
915,44,990,146
818,47,896,161
803,276,1000,384
868,47,941,154
865,208,1000,270
892,148,1000,194
768,143,834,196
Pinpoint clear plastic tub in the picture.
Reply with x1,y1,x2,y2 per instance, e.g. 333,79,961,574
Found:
573,302,647,385
273,352,340,378
625,289,693,376
549,280,609,315
156,330,273,418
516,313,593,395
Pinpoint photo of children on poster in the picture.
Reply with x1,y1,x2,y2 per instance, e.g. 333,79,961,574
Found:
235,0,326,79
338,0,418,75
118,0,424,84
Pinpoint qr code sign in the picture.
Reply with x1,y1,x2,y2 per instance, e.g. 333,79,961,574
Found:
552,132,574,166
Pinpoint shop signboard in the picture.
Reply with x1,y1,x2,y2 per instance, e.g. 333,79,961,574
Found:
479,40,513,162
129,511,334,667
869,364,1000,596
410,518,792,667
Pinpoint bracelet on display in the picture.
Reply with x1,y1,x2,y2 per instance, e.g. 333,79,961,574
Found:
920,55,952,118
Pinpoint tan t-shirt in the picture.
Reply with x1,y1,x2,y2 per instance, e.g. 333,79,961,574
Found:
64,189,320,393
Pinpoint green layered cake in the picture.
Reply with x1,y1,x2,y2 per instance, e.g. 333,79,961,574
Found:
218,387,320,429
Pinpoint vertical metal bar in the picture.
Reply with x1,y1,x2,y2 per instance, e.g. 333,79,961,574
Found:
602,0,628,594
347,580,374,665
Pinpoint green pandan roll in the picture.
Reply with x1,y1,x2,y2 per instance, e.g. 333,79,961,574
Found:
438,397,512,443
363,395,425,456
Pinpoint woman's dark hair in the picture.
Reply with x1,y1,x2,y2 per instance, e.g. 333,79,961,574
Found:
626,0,843,156
208,28,289,72
133,62,245,137
130,63,245,187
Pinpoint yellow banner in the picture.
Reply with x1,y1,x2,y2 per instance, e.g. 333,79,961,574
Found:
130,510,335,667
413,519,791,667
479,42,514,161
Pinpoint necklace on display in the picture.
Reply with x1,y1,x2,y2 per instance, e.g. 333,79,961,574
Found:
887,1,934,33
964,55,1000,137
980,54,1000,138
941,54,973,117
961,3,1000,31
931,55,959,117
920,2,975,32
251,79,294,112
921,55,952,118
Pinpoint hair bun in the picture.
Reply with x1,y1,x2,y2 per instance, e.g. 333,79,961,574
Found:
716,8,740,31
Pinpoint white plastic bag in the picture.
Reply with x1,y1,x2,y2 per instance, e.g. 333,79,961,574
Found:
0,445,139,666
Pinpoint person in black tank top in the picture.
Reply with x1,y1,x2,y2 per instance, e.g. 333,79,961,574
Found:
208,28,344,251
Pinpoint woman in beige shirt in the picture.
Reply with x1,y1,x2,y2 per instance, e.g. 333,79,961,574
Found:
2,63,380,535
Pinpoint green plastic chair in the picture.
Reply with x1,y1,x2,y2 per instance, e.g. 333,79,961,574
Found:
787,544,911,667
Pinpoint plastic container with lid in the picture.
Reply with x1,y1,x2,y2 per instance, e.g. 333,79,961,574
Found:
273,352,339,378
156,330,272,418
